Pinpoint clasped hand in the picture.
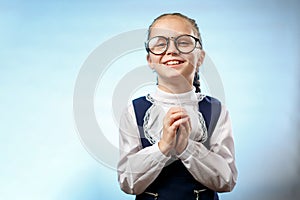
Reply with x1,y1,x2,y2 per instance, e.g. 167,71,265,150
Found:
158,107,191,156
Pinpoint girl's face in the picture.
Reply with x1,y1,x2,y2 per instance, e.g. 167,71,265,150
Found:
147,16,205,90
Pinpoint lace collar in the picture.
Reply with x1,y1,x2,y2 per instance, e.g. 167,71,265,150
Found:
147,87,205,105
143,87,208,145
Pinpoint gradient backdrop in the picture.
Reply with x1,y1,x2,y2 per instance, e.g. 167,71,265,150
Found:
1,0,299,200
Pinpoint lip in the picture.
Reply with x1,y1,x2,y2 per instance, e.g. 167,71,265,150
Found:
162,59,185,68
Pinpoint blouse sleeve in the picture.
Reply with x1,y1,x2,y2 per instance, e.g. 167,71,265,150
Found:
177,104,238,192
117,103,170,195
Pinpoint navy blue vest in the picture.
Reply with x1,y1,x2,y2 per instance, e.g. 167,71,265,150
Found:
133,96,221,200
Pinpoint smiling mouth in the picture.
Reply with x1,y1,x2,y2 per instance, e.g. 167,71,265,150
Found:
164,60,184,66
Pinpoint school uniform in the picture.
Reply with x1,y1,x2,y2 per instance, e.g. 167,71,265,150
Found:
117,87,237,200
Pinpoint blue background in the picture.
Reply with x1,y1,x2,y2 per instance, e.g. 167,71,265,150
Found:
1,0,299,199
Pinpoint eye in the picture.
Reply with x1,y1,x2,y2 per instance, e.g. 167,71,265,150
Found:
155,42,167,47
148,37,167,48
177,35,195,47
177,41,191,46
154,37,167,47
177,38,193,46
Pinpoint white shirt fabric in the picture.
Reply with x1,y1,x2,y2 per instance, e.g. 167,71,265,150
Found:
117,87,238,195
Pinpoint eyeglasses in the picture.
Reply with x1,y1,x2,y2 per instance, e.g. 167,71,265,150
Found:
145,34,202,55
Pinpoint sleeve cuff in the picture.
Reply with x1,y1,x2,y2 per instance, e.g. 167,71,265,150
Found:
177,139,209,161
151,142,171,163
176,139,194,160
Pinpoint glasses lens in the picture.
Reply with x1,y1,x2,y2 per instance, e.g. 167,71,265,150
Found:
176,35,196,53
147,36,168,55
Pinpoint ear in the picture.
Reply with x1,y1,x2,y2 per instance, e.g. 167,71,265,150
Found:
147,54,154,70
197,50,206,67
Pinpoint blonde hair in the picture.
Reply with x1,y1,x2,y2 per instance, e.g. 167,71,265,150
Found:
147,13,202,46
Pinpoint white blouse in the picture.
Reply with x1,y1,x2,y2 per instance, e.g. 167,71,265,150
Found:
117,88,238,195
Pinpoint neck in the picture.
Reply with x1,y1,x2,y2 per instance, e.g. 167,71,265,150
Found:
157,79,194,94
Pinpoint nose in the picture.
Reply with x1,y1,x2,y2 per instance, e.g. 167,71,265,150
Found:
165,39,179,55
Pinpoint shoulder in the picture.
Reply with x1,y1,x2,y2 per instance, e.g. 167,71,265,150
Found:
201,95,231,125
131,95,153,121
199,94,221,105
132,95,154,108
198,95,222,114
132,96,148,104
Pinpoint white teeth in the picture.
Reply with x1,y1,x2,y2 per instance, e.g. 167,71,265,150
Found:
166,60,180,65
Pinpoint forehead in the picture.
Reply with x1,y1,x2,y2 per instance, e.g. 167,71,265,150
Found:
150,16,195,37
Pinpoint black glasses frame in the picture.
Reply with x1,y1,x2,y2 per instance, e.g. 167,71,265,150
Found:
145,34,202,55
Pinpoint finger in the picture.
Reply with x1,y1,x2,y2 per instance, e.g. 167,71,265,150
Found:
164,112,189,127
182,119,192,134
168,107,186,114
167,107,189,119
182,117,192,134
169,112,189,125
171,116,190,129
187,115,191,131
178,119,191,134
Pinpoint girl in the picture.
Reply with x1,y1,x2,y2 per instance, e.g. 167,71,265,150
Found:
117,13,237,200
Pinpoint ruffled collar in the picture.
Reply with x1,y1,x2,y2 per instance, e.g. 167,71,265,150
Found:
150,87,200,105
143,87,208,146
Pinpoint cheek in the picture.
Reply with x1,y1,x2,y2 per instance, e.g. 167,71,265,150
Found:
148,55,161,65
184,55,198,67
148,56,163,71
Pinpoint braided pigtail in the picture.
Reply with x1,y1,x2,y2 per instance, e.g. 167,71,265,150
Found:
193,70,201,93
